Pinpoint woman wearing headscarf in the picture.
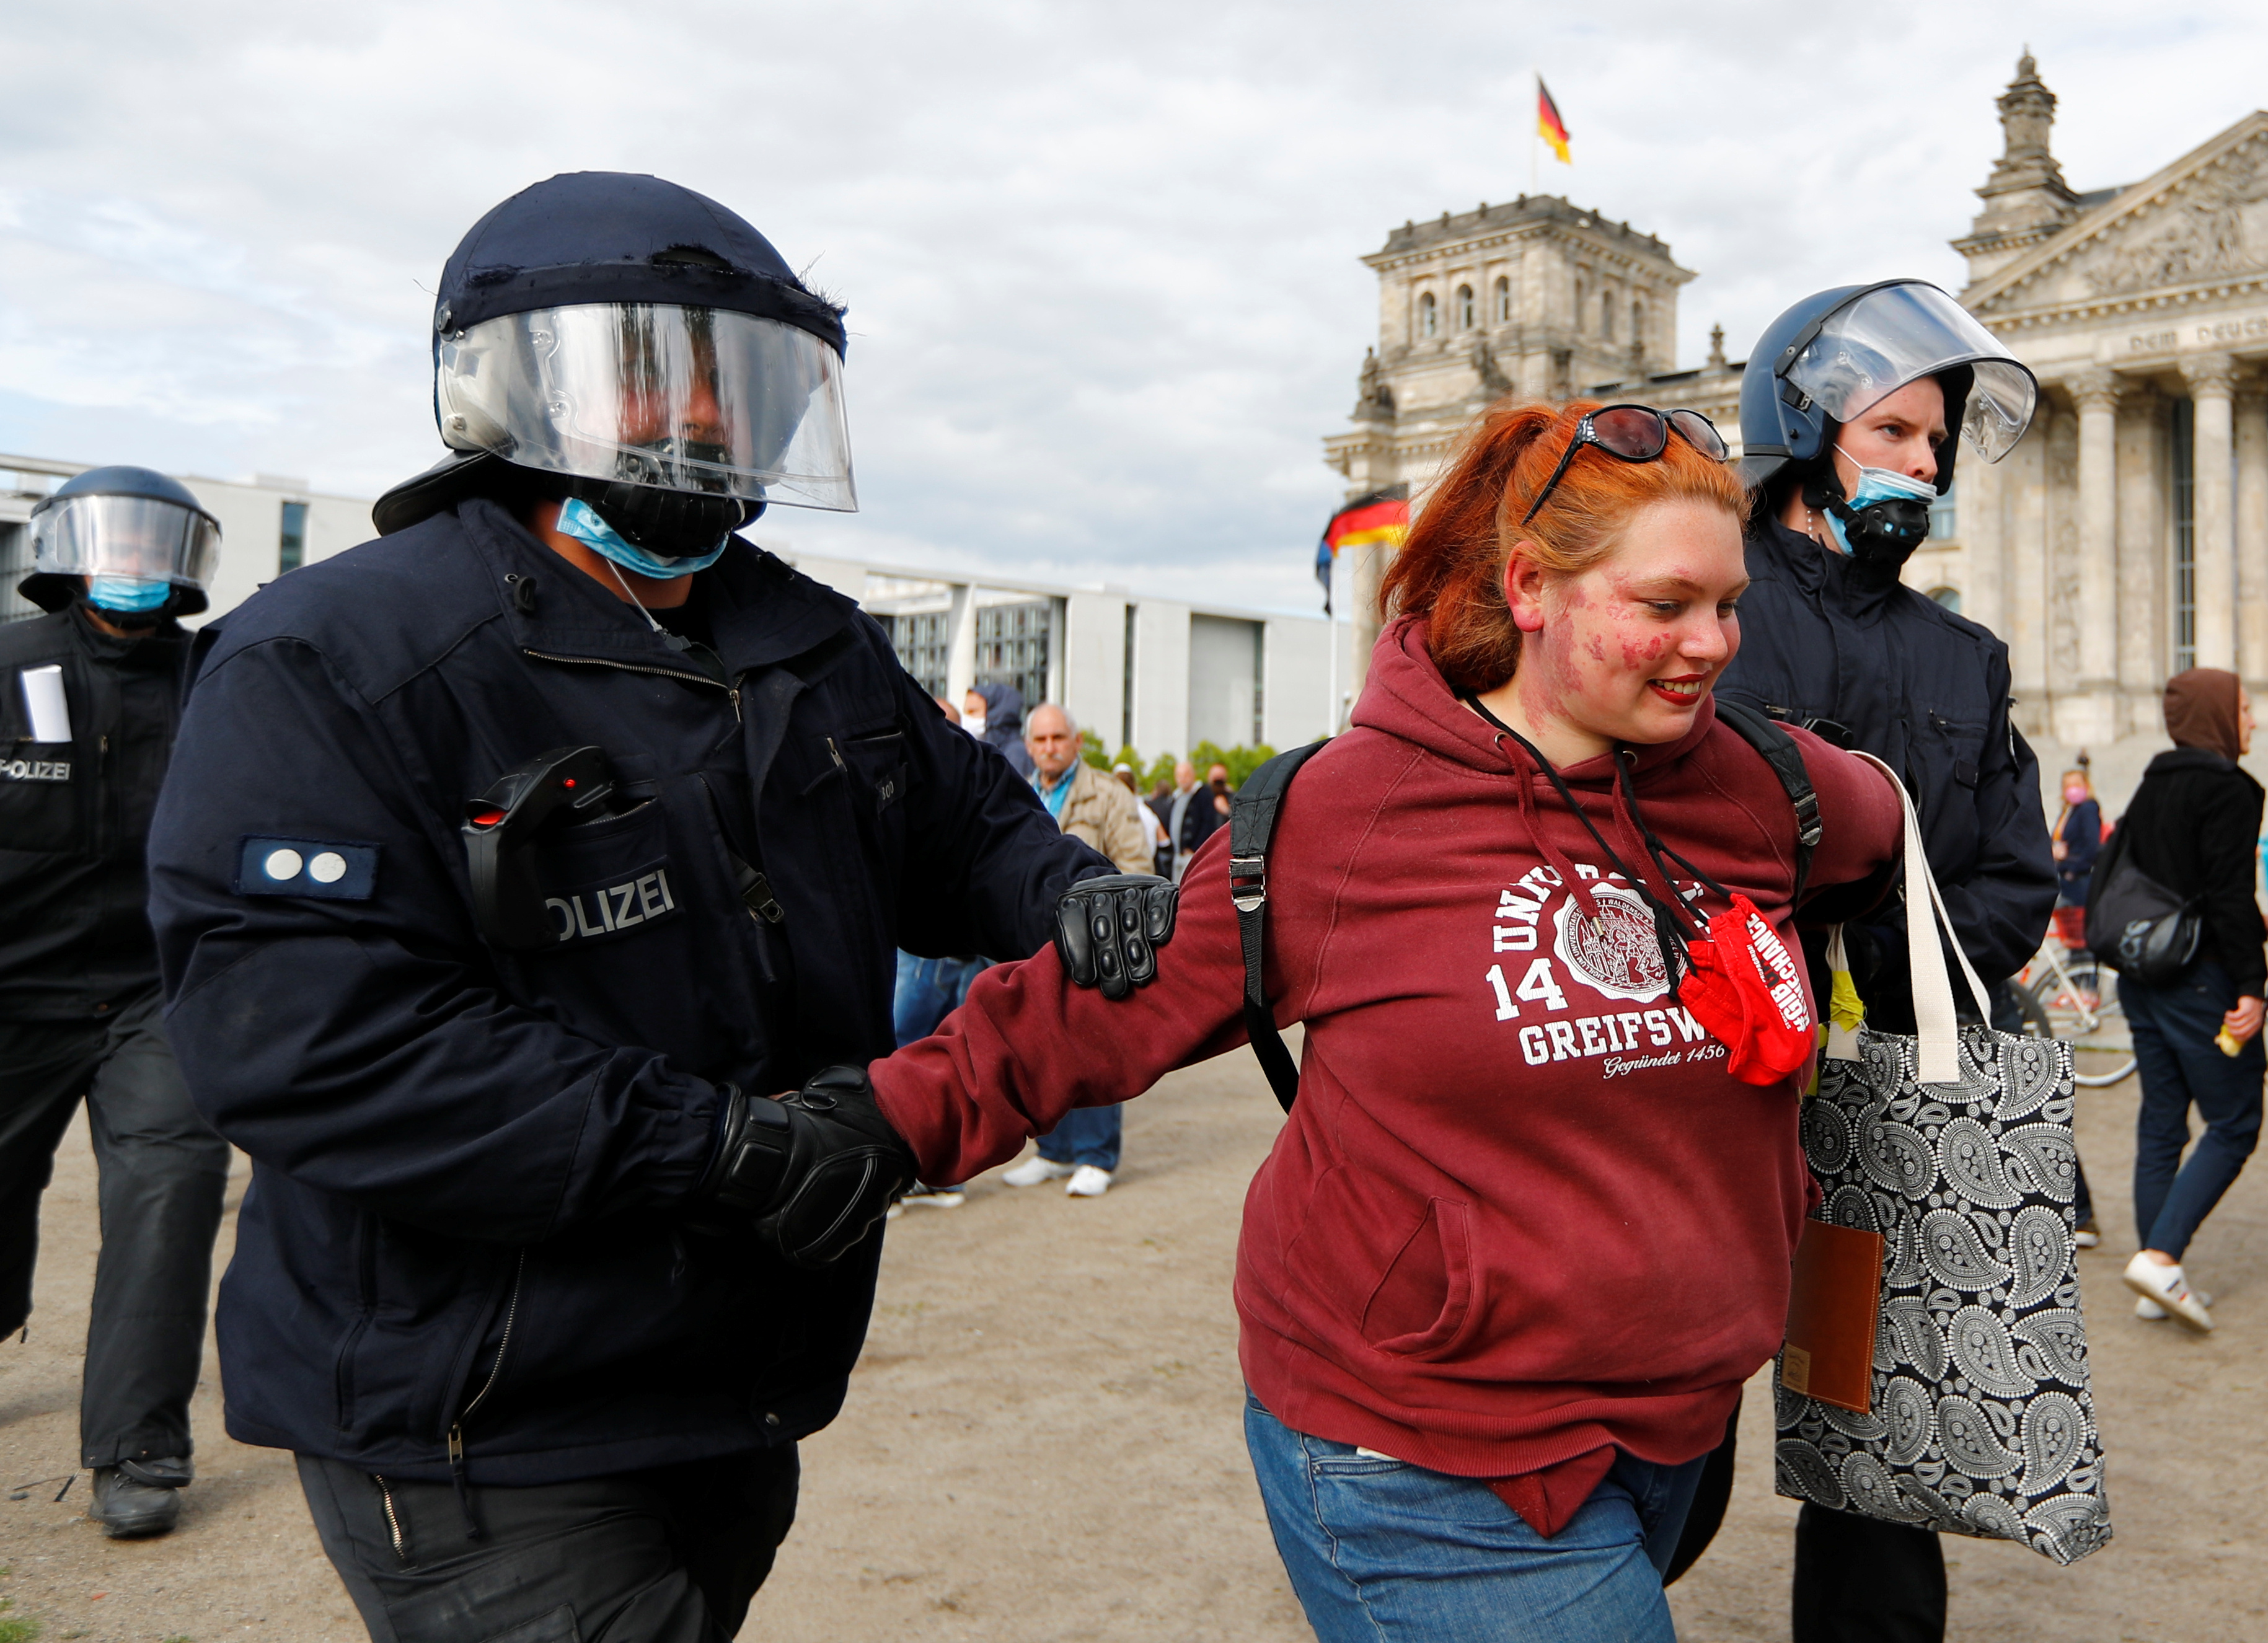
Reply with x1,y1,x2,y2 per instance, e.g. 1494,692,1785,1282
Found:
2117,668,2265,1332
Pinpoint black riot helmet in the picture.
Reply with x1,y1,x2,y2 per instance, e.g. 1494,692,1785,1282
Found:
374,172,855,550
22,465,221,620
1738,280,2037,499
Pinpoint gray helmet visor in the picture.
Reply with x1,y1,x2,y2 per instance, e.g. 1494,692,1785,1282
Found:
30,494,221,588
1784,282,2038,463
437,303,855,513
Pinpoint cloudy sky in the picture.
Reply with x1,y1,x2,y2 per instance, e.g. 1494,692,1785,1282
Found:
4,0,2264,612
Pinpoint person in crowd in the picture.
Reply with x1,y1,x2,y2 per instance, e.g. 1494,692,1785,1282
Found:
144,173,1131,1642
1715,280,2057,1643
858,399,1905,1640
1160,759,1222,881
0,466,232,1540
1206,761,1235,819
2052,766,2101,949
963,681,1035,777
933,694,961,726
999,704,1154,1198
2116,668,2264,1332
1119,762,1172,875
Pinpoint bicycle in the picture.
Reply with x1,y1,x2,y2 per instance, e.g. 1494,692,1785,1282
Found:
2016,939,2137,1088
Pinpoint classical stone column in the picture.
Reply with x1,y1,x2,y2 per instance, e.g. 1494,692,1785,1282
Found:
2237,381,2268,690
2004,413,2051,717
2116,385,2166,732
2069,369,2120,706
1349,543,1387,698
2183,351,2239,669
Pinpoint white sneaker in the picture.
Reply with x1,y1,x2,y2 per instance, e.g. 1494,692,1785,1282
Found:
1002,1156,1076,1188
2136,1287,2212,1321
1066,1165,1114,1197
899,1183,966,1209
2123,1253,2213,1332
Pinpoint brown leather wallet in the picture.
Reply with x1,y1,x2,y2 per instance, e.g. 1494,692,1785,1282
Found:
1781,1218,1885,1414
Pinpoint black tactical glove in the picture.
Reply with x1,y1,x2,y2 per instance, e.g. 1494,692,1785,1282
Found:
686,1067,918,1269
1054,873,1178,1001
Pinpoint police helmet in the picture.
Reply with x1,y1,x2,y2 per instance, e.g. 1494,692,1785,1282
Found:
22,465,221,617
1738,280,2037,497
375,172,855,543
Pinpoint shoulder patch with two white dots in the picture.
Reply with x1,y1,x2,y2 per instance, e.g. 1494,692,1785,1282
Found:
235,837,380,901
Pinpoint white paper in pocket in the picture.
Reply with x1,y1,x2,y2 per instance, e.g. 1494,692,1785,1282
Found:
20,665,70,744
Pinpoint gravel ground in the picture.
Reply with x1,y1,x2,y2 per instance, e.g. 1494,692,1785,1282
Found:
2,1045,2262,1641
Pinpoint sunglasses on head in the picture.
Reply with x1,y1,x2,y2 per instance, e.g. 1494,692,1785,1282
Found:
1520,405,1730,525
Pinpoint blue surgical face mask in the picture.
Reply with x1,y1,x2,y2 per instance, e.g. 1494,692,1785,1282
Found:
554,497,730,579
86,575,172,612
1820,450,1937,557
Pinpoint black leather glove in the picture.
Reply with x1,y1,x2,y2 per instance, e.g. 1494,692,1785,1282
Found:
1054,873,1177,1001
686,1067,918,1268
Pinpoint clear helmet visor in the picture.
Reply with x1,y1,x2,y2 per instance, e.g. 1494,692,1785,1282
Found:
29,495,221,588
437,303,855,513
1783,283,2039,463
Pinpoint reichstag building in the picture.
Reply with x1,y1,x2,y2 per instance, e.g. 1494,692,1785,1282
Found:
1326,55,2268,788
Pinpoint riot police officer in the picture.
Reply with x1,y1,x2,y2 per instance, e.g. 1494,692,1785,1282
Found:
0,467,231,1538
1715,281,2057,1642
146,172,1168,1641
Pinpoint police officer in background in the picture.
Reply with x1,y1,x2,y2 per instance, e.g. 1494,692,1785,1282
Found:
146,173,1170,1641
1714,280,2057,1643
0,468,231,1539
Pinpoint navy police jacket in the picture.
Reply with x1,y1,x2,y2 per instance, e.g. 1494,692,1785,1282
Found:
1717,516,2055,1012
147,498,1107,1483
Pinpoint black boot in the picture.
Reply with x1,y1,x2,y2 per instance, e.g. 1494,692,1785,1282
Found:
89,1456,191,1539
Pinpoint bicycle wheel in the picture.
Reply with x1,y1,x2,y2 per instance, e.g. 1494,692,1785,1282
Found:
2027,964,2137,1087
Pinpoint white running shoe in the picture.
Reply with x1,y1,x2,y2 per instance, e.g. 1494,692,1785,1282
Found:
1066,1165,1114,1197
1002,1156,1076,1188
2123,1253,2213,1332
2136,1287,2210,1321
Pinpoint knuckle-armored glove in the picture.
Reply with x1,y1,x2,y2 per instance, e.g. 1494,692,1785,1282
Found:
686,1067,918,1269
1054,873,1178,1002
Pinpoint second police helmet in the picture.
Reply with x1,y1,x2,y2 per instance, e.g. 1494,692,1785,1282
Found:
22,465,221,621
1739,279,2037,498
374,172,855,552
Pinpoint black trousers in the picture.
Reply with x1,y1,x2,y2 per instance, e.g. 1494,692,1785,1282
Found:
298,1448,801,1643
1793,1504,1946,1642
0,987,229,1467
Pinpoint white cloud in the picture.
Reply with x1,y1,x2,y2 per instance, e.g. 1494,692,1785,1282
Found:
4,0,2266,611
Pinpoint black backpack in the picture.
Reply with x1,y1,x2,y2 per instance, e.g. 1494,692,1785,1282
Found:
1227,702,1821,1113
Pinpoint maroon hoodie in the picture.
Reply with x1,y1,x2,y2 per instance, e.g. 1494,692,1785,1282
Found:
871,616,1900,1531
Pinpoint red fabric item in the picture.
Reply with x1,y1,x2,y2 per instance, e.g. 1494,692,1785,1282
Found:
1676,894,1816,1086
869,616,1901,1535
2052,904,2088,949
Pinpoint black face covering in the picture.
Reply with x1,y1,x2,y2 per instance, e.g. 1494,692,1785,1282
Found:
1799,466,1932,588
561,475,755,557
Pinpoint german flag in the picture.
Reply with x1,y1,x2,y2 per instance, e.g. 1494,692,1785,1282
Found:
1324,485,1410,554
1537,77,1571,165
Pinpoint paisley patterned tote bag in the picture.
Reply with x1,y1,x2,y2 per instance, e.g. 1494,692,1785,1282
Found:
1774,755,2112,1566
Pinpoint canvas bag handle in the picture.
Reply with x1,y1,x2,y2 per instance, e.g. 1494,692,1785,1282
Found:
1847,752,1990,1084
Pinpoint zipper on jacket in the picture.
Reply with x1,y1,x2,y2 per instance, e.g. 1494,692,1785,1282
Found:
521,648,736,695
827,735,847,773
372,1473,409,1564
730,685,743,723
444,1250,525,1541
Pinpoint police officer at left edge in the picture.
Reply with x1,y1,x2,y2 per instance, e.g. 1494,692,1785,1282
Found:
146,171,1173,1642
0,467,232,1539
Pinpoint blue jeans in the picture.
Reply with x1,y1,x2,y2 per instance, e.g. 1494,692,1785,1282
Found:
2123,960,2265,1259
893,952,992,1047
1035,1104,1121,1172
1243,1393,1703,1643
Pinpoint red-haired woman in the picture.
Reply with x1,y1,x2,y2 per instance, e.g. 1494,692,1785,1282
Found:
863,401,1905,1638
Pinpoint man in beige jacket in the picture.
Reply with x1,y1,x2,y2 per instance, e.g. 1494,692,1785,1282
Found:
1001,703,1151,1195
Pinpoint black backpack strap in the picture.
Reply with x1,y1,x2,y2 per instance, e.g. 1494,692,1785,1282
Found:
1713,700,1823,903
1228,740,1330,1114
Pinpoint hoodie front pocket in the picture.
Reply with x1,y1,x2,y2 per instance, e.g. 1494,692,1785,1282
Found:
1359,1197,1476,1360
